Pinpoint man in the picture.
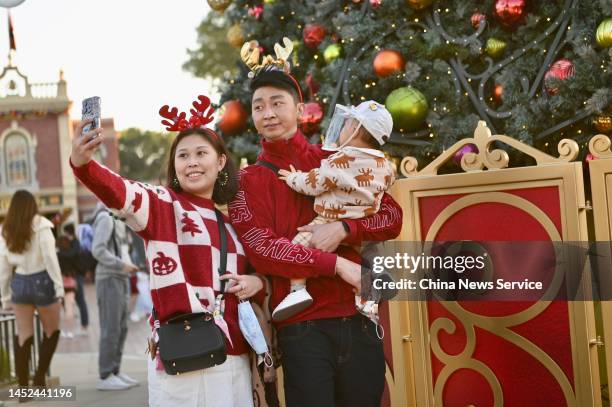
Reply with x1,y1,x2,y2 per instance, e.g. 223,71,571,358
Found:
91,203,140,391
228,44,403,407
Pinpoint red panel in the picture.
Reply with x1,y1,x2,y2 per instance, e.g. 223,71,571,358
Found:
419,185,574,406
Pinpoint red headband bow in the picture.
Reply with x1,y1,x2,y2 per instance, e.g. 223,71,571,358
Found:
159,95,215,132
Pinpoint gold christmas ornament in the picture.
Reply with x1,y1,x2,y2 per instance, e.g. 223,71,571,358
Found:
207,0,232,12
485,37,507,59
406,0,433,10
226,24,244,48
593,114,612,133
596,18,612,48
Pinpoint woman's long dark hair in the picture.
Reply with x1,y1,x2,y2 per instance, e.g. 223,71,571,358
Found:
2,190,38,253
165,128,239,204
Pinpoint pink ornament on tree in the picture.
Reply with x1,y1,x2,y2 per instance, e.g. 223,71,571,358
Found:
544,59,575,95
369,0,382,9
248,5,264,19
453,144,479,166
471,12,486,28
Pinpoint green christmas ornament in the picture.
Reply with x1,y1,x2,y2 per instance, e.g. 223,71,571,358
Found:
485,38,507,58
263,0,276,3
323,44,343,64
385,87,429,131
596,18,612,48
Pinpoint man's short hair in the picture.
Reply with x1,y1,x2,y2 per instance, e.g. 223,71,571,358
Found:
250,66,302,103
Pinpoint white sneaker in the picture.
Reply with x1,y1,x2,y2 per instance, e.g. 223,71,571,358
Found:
115,373,140,387
96,374,131,391
272,287,313,322
60,330,74,339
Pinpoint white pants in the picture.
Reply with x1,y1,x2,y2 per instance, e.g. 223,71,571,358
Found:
148,354,253,407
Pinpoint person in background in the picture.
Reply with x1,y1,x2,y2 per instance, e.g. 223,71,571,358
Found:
90,202,140,391
0,190,64,397
60,223,90,336
56,233,79,339
128,228,152,322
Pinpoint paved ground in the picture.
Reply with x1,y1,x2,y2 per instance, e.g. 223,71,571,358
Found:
1,281,149,406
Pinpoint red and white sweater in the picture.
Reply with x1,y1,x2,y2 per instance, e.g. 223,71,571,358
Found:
71,159,249,355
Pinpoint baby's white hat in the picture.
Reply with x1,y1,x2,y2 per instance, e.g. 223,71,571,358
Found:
348,100,393,146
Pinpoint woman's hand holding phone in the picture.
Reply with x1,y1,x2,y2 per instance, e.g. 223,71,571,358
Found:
70,120,103,167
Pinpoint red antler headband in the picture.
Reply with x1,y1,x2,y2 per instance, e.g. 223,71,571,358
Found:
159,95,215,132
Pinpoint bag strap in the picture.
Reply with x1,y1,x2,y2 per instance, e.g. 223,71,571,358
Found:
214,209,229,295
255,160,280,175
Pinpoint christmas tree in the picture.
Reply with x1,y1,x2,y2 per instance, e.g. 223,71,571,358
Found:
185,0,612,172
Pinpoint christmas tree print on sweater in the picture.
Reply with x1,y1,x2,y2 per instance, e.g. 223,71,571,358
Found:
181,212,203,237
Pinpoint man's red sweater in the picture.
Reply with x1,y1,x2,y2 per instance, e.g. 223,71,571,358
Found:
228,130,403,328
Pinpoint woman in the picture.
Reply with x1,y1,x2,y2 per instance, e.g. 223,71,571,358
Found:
0,190,64,391
70,96,263,407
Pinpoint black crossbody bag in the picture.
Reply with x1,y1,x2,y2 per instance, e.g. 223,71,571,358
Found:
156,209,229,375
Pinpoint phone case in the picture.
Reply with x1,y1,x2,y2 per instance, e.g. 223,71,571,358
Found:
82,96,101,136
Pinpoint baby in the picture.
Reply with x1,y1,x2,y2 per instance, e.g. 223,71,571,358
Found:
276,100,396,325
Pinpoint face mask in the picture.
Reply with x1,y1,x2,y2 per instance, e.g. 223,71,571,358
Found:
238,301,271,364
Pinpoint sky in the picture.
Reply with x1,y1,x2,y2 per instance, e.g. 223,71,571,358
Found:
1,0,217,131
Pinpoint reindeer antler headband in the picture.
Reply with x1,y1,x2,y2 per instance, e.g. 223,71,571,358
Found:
159,95,215,132
241,37,294,78
241,37,303,103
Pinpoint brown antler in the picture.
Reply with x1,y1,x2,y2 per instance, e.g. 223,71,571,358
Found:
189,95,215,127
159,105,189,132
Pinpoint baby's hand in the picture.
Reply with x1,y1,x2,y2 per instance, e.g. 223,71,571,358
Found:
278,165,298,181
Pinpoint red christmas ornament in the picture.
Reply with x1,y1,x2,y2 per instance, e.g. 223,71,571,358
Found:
369,0,382,8
248,5,264,19
544,59,575,95
494,0,525,27
493,84,503,105
471,12,486,28
299,102,324,135
218,100,248,135
373,50,406,77
303,24,326,49
305,73,320,97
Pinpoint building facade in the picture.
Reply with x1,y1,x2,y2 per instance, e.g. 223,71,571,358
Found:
0,62,119,225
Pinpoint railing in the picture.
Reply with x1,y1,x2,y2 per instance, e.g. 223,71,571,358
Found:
29,82,59,99
0,311,47,386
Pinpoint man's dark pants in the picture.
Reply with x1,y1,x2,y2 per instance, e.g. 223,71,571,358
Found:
278,314,385,407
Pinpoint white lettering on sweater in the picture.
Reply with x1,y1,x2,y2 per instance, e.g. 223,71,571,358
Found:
228,191,253,223
359,202,401,230
242,228,312,263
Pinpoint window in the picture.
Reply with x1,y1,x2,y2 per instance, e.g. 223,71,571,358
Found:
4,133,30,187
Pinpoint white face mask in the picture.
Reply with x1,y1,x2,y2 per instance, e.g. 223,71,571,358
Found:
237,301,270,358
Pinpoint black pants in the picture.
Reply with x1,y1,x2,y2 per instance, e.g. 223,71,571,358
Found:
278,314,385,407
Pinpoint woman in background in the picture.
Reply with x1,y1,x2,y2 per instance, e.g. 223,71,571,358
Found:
0,190,64,392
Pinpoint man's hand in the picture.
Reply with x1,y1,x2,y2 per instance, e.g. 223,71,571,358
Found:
278,164,298,181
297,221,348,252
122,263,139,274
335,256,361,293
